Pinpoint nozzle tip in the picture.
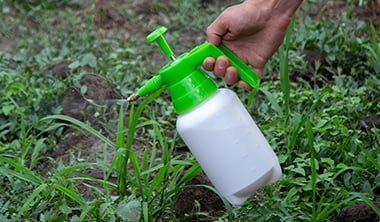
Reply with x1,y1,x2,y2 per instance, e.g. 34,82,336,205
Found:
127,93,139,102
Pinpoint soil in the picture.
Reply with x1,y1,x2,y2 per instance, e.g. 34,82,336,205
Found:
7,0,380,220
338,202,380,222
0,32,14,53
173,173,225,221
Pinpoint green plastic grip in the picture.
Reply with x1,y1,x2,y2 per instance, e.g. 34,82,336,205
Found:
186,42,260,88
216,44,259,88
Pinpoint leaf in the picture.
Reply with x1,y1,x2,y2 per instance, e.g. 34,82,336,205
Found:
59,199,73,215
292,167,306,176
321,157,335,167
362,180,371,193
80,85,87,94
117,200,141,221
80,53,97,68
68,61,80,69
2,105,14,116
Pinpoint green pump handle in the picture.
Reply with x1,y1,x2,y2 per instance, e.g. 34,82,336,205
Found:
186,42,259,89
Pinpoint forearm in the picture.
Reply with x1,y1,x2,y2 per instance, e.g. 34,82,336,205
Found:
245,0,303,18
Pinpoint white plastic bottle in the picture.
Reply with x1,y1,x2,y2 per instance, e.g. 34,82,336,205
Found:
134,27,282,206
176,88,282,205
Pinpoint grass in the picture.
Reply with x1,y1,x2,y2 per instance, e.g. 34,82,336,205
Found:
39,88,201,221
1,0,380,221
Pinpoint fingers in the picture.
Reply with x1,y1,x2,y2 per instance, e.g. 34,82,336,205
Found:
203,56,256,91
214,56,229,78
202,57,215,71
203,56,240,85
237,80,253,91
207,32,223,45
224,67,239,85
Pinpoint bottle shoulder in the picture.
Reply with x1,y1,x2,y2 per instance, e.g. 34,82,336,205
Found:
178,88,240,117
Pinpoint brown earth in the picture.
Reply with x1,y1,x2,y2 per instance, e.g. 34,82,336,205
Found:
4,0,379,220
338,202,380,222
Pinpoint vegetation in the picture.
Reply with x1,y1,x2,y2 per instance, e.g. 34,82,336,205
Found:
0,0,379,221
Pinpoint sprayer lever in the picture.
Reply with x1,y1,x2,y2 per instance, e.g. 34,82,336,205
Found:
146,26,175,61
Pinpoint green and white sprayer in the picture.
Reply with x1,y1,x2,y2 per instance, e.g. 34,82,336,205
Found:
128,26,282,205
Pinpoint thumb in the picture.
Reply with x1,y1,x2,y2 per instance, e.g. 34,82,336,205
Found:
206,19,228,45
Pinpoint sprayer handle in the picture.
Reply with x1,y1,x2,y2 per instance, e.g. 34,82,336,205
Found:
216,44,260,88
188,43,260,88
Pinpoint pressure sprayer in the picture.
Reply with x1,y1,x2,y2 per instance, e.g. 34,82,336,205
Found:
127,27,282,205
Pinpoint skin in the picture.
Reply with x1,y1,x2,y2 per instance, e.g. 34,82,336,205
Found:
203,0,303,90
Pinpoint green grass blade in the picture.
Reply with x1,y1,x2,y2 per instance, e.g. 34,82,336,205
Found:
360,146,380,172
305,118,317,221
142,201,149,222
369,20,380,62
78,204,96,222
72,176,117,190
150,164,169,192
246,87,258,110
0,156,44,185
52,183,87,207
116,103,125,149
41,114,116,148
118,87,165,196
30,138,46,168
279,44,290,118
129,150,142,191
16,183,48,219
53,162,98,178
178,163,201,185
259,86,284,116
278,15,296,120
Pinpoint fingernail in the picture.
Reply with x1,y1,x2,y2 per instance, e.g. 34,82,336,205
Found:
218,60,227,69
226,71,233,82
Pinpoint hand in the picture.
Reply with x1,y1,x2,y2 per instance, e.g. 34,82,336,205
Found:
203,0,302,90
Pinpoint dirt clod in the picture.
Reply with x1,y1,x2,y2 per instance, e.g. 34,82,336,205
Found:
80,74,115,100
93,0,125,30
363,114,380,130
47,60,74,78
338,202,380,222
174,173,225,221
290,49,332,87
0,32,14,53
61,73,116,121
61,87,88,121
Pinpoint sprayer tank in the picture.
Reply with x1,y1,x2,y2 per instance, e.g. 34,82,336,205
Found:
176,88,282,205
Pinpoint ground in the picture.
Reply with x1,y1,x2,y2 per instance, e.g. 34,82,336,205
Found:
1,0,380,220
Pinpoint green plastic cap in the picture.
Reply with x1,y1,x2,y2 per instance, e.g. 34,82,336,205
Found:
143,26,260,114
159,54,218,113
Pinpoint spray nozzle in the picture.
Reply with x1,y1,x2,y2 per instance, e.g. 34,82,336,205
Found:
127,27,174,102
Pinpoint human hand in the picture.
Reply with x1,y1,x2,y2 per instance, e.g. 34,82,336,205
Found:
203,0,302,90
